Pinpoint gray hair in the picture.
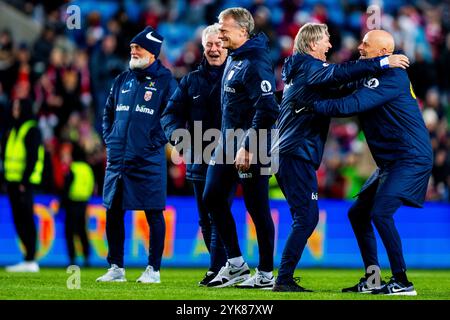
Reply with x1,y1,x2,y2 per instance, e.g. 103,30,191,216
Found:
202,23,221,48
218,7,254,37
293,23,329,54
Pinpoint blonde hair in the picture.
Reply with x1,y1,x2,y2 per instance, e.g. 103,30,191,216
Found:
218,7,254,37
202,23,221,48
293,23,329,54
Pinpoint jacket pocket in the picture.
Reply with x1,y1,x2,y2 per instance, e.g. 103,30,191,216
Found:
104,120,117,143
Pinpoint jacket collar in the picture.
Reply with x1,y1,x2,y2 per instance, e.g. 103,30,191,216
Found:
229,32,269,58
198,57,225,81
130,59,169,81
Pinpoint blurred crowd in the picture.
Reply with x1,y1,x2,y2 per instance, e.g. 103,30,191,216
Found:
0,0,449,201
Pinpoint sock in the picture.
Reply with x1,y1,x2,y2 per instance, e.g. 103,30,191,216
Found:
259,270,273,279
228,256,245,267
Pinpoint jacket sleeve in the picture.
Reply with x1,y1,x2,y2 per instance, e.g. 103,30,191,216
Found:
242,60,280,150
314,72,400,117
102,74,121,142
21,126,41,185
161,76,189,143
306,56,389,87
160,77,178,114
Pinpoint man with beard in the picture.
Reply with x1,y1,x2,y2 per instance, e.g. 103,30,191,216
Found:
96,26,177,283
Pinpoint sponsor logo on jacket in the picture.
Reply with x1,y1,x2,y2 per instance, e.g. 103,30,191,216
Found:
116,104,130,111
145,81,157,91
224,85,236,93
136,104,154,115
363,78,379,89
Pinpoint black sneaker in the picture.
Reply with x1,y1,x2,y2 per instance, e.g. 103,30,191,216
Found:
342,277,386,293
272,277,313,292
198,271,217,287
371,277,417,296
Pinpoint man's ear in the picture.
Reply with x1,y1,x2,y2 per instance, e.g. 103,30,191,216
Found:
148,52,156,63
240,27,248,39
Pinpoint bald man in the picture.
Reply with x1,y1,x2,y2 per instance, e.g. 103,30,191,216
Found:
297,29,433,295
360,29,395,56
272,23,411,292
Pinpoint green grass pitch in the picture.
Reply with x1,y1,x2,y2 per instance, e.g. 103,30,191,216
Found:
1,268,449,300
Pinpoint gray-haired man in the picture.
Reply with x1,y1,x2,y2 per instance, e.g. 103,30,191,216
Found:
161,24,229,286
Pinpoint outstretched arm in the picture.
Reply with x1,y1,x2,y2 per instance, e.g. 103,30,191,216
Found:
313,72,400,117
306,54,409,87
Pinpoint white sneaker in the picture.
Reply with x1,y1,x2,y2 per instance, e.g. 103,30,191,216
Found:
96,264,126,282
207,261,251,288
236,268,275,289
5,261,39,273
136,265,161,283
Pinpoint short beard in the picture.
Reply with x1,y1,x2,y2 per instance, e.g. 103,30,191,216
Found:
129,56,150,70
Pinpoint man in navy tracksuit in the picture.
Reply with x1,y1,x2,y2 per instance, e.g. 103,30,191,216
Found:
297,30,432,295
272,24,410,292
203,8,279,289
161,24,228,286
96,26,177,283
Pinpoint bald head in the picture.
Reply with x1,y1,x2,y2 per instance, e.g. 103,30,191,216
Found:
358,29,395,59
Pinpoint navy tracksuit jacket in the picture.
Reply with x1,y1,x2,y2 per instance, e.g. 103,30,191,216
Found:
161,58,224,181
102,60,177,269
161,58,227,272
103,60,177,210
274,52,392,283
203,33,279,271
313,67,433,275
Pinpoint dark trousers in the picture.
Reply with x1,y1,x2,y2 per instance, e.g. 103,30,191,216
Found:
192,180,227,273
275,156,319,284
348,179,406,274
106,181,166,270
6,182,37,261
64,200,90,264
203,163,274,272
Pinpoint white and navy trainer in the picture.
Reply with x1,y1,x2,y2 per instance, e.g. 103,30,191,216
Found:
207,262,251,288
371,277,417,296
236,268,275,289
342,277,386,293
